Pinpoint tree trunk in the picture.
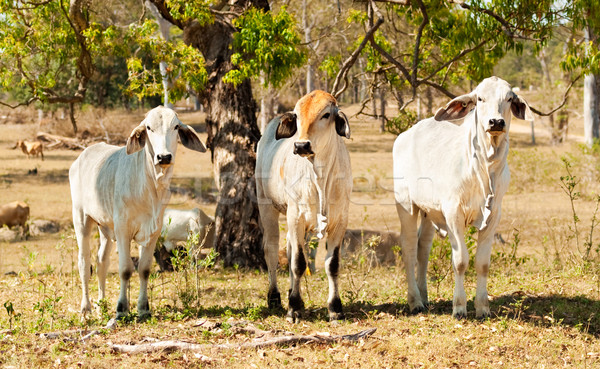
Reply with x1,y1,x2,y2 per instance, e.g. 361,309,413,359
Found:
303,0,315,94
379,86,386,132
142,0,270,269
182,17,265,268
584,26,599,147
538,48,560,144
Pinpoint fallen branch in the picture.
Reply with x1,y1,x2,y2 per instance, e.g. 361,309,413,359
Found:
36,131,86,150
110,327,377,354
41,318,117,341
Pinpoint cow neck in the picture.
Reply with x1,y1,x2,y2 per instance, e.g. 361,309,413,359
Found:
464,109,507,230
306,135,340,239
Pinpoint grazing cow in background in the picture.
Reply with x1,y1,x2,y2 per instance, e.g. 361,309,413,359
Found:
393,76,532,318
153,208,215,271
256,90,352,322
161,208,215,252
69,106,206,320
0,201,29,229
16,140,44,160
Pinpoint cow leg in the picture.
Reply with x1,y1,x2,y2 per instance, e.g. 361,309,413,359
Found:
137,235,158,321
416,213,435,307
397,203,424,313
259,204,282,310
447,218,468,319
74,211,95,316
474,223,498,319
115,230,135,320
97,226,114,303
325,225,346,321
286,214,306,323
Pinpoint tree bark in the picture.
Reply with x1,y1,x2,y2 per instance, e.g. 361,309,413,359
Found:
151,0,267,268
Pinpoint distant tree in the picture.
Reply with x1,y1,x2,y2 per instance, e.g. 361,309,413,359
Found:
560,0,600,146
323,0,576,133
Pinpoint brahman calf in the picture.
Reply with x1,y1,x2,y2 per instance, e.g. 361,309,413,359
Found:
153,208,215,271
256,90,352,322
161,208,215,252
69,106,206,319
393,76,532,318
16,140,44,160
0,201,29,229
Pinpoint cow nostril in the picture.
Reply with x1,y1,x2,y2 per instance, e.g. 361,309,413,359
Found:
489,119,505,130
157,154,172,164
293,141,313,156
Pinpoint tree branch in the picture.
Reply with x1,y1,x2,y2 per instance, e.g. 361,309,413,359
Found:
331,11,384,98
529,74,582,116
110,328,377,354
420,38,490,83
411,0,429,91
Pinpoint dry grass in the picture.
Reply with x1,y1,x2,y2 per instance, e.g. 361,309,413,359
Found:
2,103,600,367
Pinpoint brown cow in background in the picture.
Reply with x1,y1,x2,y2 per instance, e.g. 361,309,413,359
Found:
0,201,30,229
16,140,44,160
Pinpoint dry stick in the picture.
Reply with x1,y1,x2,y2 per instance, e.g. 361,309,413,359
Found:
110,328,377,354
40,318,117,341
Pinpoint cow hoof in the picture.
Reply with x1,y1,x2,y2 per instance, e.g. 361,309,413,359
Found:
476,311,491,320
137,311,151,322
329,311,345,322
453,312,467,320
268,291,282,310
286,309,303,323
410,305,426,315
116,311,129,321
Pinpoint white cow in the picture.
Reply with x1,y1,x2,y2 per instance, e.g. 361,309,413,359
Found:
256,90,352,322
69,106,206,319
161,208,215,251
393,76,532,318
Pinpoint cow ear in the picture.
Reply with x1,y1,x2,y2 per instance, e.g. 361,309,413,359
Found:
275,112,297,140
178,123,207,152
434,93,476,121
511,94,534,121
126,123,147,155
335,110,351,139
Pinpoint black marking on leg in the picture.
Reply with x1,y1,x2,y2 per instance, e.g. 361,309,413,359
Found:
267,290,282,310
138,300,149,312
329,297,343,313
288,291,304,312
116,301,127,313
327,246,340,278
141,268,150,281
294,247,307,277
121,269,132,281
328,297,345,321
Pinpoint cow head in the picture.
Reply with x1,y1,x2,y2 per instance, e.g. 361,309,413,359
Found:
275,90,350,157
434,76,533,141
126,106,206,166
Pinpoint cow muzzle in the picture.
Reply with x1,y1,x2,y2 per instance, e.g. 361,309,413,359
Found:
293,141,314,157
487,118,506,135
156,153,173,166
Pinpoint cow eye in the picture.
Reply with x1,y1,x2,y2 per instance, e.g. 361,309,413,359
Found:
174,125,179,130
477,97,483,102
322,113,330,120
146,126,152,132
507,97,513,102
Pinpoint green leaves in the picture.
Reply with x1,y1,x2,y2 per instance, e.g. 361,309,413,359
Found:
223,7,306,88
124,20,208,102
